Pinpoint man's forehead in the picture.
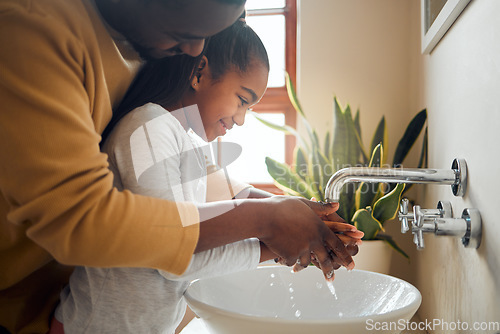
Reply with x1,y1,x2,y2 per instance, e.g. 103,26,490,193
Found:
160,0,244,31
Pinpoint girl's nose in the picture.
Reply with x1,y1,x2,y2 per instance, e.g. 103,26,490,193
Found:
179,39,205,57
233,109,247,127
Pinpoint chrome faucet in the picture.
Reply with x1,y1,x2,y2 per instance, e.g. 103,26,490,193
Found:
324,158,467,202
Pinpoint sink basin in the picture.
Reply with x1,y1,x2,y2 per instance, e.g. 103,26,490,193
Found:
184,265,421,334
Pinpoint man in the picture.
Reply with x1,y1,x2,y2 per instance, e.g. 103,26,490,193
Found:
0,0,353,332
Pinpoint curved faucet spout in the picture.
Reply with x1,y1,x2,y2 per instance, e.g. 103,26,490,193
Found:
324,158,467,202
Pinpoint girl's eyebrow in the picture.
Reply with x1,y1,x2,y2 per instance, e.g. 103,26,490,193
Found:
241,86,258,103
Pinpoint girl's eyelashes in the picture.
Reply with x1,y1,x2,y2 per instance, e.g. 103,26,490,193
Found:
239,96,249,106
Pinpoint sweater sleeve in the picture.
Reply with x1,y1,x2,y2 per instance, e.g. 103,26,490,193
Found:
0,3,199,276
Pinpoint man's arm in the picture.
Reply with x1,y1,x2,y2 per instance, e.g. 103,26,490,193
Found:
0,5,199,276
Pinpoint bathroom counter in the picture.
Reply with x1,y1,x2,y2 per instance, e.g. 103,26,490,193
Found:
180,316,428,334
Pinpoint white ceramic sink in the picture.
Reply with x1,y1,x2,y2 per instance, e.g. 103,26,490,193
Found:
184,265,421,334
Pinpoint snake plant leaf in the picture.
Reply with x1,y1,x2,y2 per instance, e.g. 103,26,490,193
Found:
417,127,428,168
331,97,348,170
274,184,301,197
344,105,361,167
294,146,308,180
352,208,383,240
318,150,331,198
353,108,368,164
372,183,406,224
285,72,305,119
265,157,318,200
312,129,320,149
337,184,356,222
309,148,323,201
332,98,360,170
368,142,383,167
355,143,384,210
354,108,361,139
252,112,310,152
285,73,317,149
376,234,409,260
251,111,294,133
393,109,427,167
369,117,388,165
324,131,331,162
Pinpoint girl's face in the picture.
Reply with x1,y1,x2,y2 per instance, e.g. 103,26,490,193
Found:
192,61,269,142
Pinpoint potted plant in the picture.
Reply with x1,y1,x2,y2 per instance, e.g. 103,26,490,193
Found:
254,74,427,271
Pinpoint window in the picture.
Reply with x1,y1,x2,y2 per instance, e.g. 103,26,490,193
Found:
223,0,297,193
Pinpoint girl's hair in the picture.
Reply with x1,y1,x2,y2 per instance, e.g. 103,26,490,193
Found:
205,18,269,81
101,17,269,145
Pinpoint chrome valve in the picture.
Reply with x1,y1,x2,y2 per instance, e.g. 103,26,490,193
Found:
398,199,481,250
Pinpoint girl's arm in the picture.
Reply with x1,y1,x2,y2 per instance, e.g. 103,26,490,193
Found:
195,196,355,280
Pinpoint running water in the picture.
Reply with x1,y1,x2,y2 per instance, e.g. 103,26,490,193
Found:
326,280,338,300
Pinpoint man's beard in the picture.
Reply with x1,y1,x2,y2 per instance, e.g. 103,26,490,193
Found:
130,40,158,61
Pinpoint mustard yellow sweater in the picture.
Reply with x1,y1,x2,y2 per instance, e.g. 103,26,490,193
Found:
0,1,200,332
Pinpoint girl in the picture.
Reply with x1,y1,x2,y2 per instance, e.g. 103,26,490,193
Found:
54,19,362,334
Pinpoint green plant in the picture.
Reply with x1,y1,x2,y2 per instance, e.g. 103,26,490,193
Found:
254,74,428,259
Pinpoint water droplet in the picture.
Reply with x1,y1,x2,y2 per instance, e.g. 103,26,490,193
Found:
290,296,294,300
270,274,275,278
270,283,274,287
295,310,302,318
289,287,294,293
316,282,323,289
338,312,343,317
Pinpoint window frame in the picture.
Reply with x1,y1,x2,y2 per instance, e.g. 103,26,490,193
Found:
246,0,297,194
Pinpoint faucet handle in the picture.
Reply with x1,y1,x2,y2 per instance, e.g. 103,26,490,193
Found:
399,200,453,250
413,205,424,227
412,202,451,226
399,200,481,250
398,198,411,233
413,228,425,249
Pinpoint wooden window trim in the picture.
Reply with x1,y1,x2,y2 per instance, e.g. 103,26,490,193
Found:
247,1,297,194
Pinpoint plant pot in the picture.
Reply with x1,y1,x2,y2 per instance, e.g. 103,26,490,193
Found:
352,239,392,275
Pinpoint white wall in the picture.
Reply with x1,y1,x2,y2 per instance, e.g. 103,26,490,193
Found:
297,0,424,164
298,0,500,330
417,0,500,327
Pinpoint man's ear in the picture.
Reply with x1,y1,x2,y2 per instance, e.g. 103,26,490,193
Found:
191,55,208,90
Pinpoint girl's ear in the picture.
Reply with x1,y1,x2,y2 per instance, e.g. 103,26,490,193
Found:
191,55,208,90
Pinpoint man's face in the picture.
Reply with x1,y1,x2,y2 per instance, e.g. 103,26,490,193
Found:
116,0,244,60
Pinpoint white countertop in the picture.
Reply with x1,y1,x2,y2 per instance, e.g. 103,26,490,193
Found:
180,316,428,334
